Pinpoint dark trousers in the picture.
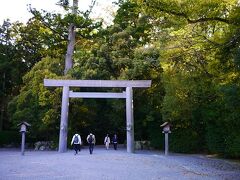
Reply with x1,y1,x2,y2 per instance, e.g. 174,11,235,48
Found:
73,144,80,154
113,143,117,150
89,143,94,154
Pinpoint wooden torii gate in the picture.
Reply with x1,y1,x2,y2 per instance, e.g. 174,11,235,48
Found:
44,79,151,153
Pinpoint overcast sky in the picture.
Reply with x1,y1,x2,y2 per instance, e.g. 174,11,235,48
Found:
0,0,117,24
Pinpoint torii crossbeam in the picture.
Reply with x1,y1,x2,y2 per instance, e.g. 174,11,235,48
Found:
44,79,152,153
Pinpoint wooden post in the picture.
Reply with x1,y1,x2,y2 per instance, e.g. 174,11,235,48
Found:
59,86,69,152
126,87,134,153
165,133,169,155
21,132,25,155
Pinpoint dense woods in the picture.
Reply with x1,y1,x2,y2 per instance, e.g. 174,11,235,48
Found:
0,0,240,158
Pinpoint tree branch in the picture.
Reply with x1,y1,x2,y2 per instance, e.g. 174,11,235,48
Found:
29,8,68,40
146,3,233,25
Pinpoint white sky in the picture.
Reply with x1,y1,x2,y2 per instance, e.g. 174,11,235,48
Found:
0,0,117,24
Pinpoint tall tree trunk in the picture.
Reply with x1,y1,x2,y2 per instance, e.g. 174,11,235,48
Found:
59,0,78,152
64,0,78,75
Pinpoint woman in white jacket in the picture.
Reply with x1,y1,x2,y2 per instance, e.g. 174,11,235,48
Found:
71,133,82,155
104,134,110,150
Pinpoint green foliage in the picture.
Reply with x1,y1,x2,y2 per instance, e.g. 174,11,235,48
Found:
170,128,203,153
0,131,21,147
133,0,240,157
205,123,226,154
147,120,164,149
8,57,64,140
225,133,240,158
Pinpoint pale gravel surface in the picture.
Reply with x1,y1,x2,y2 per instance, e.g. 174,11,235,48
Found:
0,147,240,180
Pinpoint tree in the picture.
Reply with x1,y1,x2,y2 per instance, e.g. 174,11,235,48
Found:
0,20,28,131
133,0,240,156
8,57,64,140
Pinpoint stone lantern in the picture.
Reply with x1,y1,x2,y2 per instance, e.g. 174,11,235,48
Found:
160,122,171,155
17,121,31,155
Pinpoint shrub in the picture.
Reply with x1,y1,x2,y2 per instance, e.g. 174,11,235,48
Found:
0,131,21,147
169,128,203,153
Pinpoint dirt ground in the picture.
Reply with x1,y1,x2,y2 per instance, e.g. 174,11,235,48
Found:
0,147,240,180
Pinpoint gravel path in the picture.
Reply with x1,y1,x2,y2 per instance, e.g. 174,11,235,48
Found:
0,147,239,180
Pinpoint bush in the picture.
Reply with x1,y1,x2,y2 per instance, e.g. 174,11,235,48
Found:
169,128,203,153
225,133,240,158
0,131,21,147
148,122,164,150
205,124,226,154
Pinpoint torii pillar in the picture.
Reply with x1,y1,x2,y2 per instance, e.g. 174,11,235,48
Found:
59,86,69,152
44,79,151,153
126,87,134,153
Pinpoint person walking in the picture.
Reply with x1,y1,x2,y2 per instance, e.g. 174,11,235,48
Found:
104,134,111,150
86,133,96,154
71,133,82,155
112,134,118,150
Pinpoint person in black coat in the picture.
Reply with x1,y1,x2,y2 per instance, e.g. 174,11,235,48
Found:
86,133,96,154
112,134,118,150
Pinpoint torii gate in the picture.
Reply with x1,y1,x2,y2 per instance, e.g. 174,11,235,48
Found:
44,79,151,153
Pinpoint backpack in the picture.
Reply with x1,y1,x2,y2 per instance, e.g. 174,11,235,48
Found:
73,135,79,144
88,135,93,143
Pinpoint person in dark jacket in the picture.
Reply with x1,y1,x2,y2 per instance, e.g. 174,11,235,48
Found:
112,134,118,150
86,133,96,154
